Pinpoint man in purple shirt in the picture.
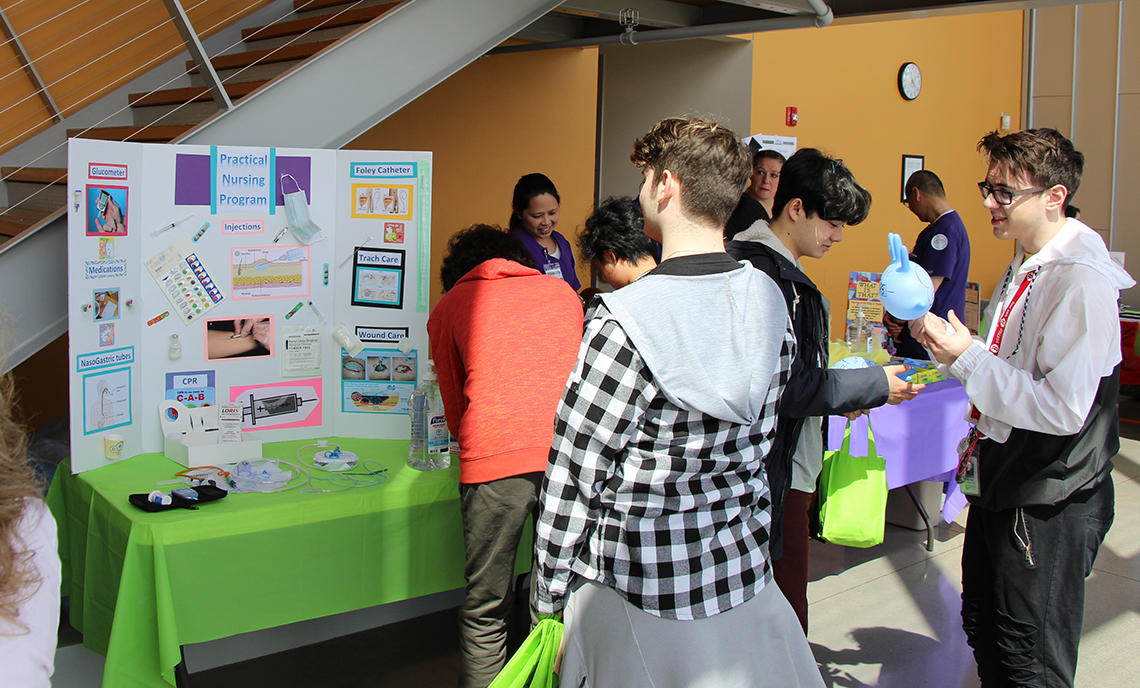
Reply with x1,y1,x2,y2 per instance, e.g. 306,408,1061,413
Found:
887,170,971,359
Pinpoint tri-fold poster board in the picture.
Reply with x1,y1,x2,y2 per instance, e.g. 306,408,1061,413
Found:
67,139,433,473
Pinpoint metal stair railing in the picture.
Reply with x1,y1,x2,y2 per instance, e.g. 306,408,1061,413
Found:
1,0,564,371
0,0,384,371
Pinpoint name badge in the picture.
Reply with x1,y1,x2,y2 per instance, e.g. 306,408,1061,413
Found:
956,430,982,496
543,260,564,280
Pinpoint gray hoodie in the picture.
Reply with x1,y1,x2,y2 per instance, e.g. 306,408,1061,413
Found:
599,255,793,425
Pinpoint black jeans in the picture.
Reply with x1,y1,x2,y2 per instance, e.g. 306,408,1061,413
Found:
961,477,1114,687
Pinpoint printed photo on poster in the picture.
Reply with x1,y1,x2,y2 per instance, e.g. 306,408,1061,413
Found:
230,378,322,430
341,348,415,414
83,366,131,434
165,370,215,407
99,324,115,347
93,288,120,321
230,245,310,300
350,183,413,220
383,222,405,244
146,238,225,325
352,248,405,309
86,184,128,236
204,315,274,360
391,356,415,381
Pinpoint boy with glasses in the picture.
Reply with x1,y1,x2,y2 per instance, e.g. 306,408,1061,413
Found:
919,128,1133,687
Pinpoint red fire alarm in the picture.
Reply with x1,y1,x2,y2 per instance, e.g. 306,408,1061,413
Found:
786,107,798,127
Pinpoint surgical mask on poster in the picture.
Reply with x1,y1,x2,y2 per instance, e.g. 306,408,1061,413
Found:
281,174,326,245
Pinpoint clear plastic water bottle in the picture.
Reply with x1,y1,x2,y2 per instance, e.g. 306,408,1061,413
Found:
408,361,450,471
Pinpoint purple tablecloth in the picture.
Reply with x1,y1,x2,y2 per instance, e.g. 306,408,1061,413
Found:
827,377,970,524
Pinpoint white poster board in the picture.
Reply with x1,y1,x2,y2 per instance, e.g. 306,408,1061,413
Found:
67,139,432,473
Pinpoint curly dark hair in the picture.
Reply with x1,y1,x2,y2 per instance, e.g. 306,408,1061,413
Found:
771,148,871,225
439,224,537,292
577,197,655,264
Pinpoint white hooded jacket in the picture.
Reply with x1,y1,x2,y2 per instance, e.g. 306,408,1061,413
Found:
947,218,1134,442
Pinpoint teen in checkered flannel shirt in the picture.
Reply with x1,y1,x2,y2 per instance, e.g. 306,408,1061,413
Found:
534,118,826,687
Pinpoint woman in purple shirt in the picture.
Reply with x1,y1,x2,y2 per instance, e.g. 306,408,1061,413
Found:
508,173,580,291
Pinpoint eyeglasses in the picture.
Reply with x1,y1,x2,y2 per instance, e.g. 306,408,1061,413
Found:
977,181,1045,206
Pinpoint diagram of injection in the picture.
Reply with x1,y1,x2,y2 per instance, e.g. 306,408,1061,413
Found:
240,387,319,428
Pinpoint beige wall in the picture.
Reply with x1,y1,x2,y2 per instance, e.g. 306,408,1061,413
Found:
597,39,753,201
1030,2,1140,305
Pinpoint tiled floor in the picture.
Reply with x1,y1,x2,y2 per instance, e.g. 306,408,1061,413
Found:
806,435,1140,688
53,428,1140,687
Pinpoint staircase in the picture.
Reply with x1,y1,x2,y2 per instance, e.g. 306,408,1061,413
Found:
0,167,61,241
0,0,399,252
0,0,562,435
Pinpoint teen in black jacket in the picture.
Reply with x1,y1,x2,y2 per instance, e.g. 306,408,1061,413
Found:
727,149,917,631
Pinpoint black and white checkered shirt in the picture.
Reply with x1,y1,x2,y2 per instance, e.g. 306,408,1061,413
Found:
534,296,794,621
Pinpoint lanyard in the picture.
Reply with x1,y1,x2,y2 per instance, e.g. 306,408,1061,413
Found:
969,268,1039,423
987,268,1039,356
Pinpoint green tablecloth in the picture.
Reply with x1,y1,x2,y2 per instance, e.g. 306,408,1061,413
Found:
46,440,528,688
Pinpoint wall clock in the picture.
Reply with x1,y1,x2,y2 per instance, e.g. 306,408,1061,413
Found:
898,62,922,101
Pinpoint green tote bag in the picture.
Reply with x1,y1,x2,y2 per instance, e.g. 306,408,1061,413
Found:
489,617,564,688
818,420,888,548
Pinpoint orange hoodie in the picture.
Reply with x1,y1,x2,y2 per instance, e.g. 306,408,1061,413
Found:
427,259,583,483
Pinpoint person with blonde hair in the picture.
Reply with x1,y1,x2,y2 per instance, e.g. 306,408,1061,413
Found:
0,369,60,686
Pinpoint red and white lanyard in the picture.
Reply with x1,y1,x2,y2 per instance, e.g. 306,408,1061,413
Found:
968,268,1040,424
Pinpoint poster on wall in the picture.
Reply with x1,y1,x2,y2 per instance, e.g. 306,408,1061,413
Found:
351,183,413,219
356,326,409,345
213,146,273,214
204,316,274,361
67,139,432,473
92,288,121,321
341,348,416,414
86,184,129,236
145,237,225,324
165,370,216,407
230,378,323,430
82,367,132,434
230,245,310,300
383,222,405,244
352,248,405,308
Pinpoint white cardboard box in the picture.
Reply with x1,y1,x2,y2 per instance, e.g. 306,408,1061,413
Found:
163,432,263,468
